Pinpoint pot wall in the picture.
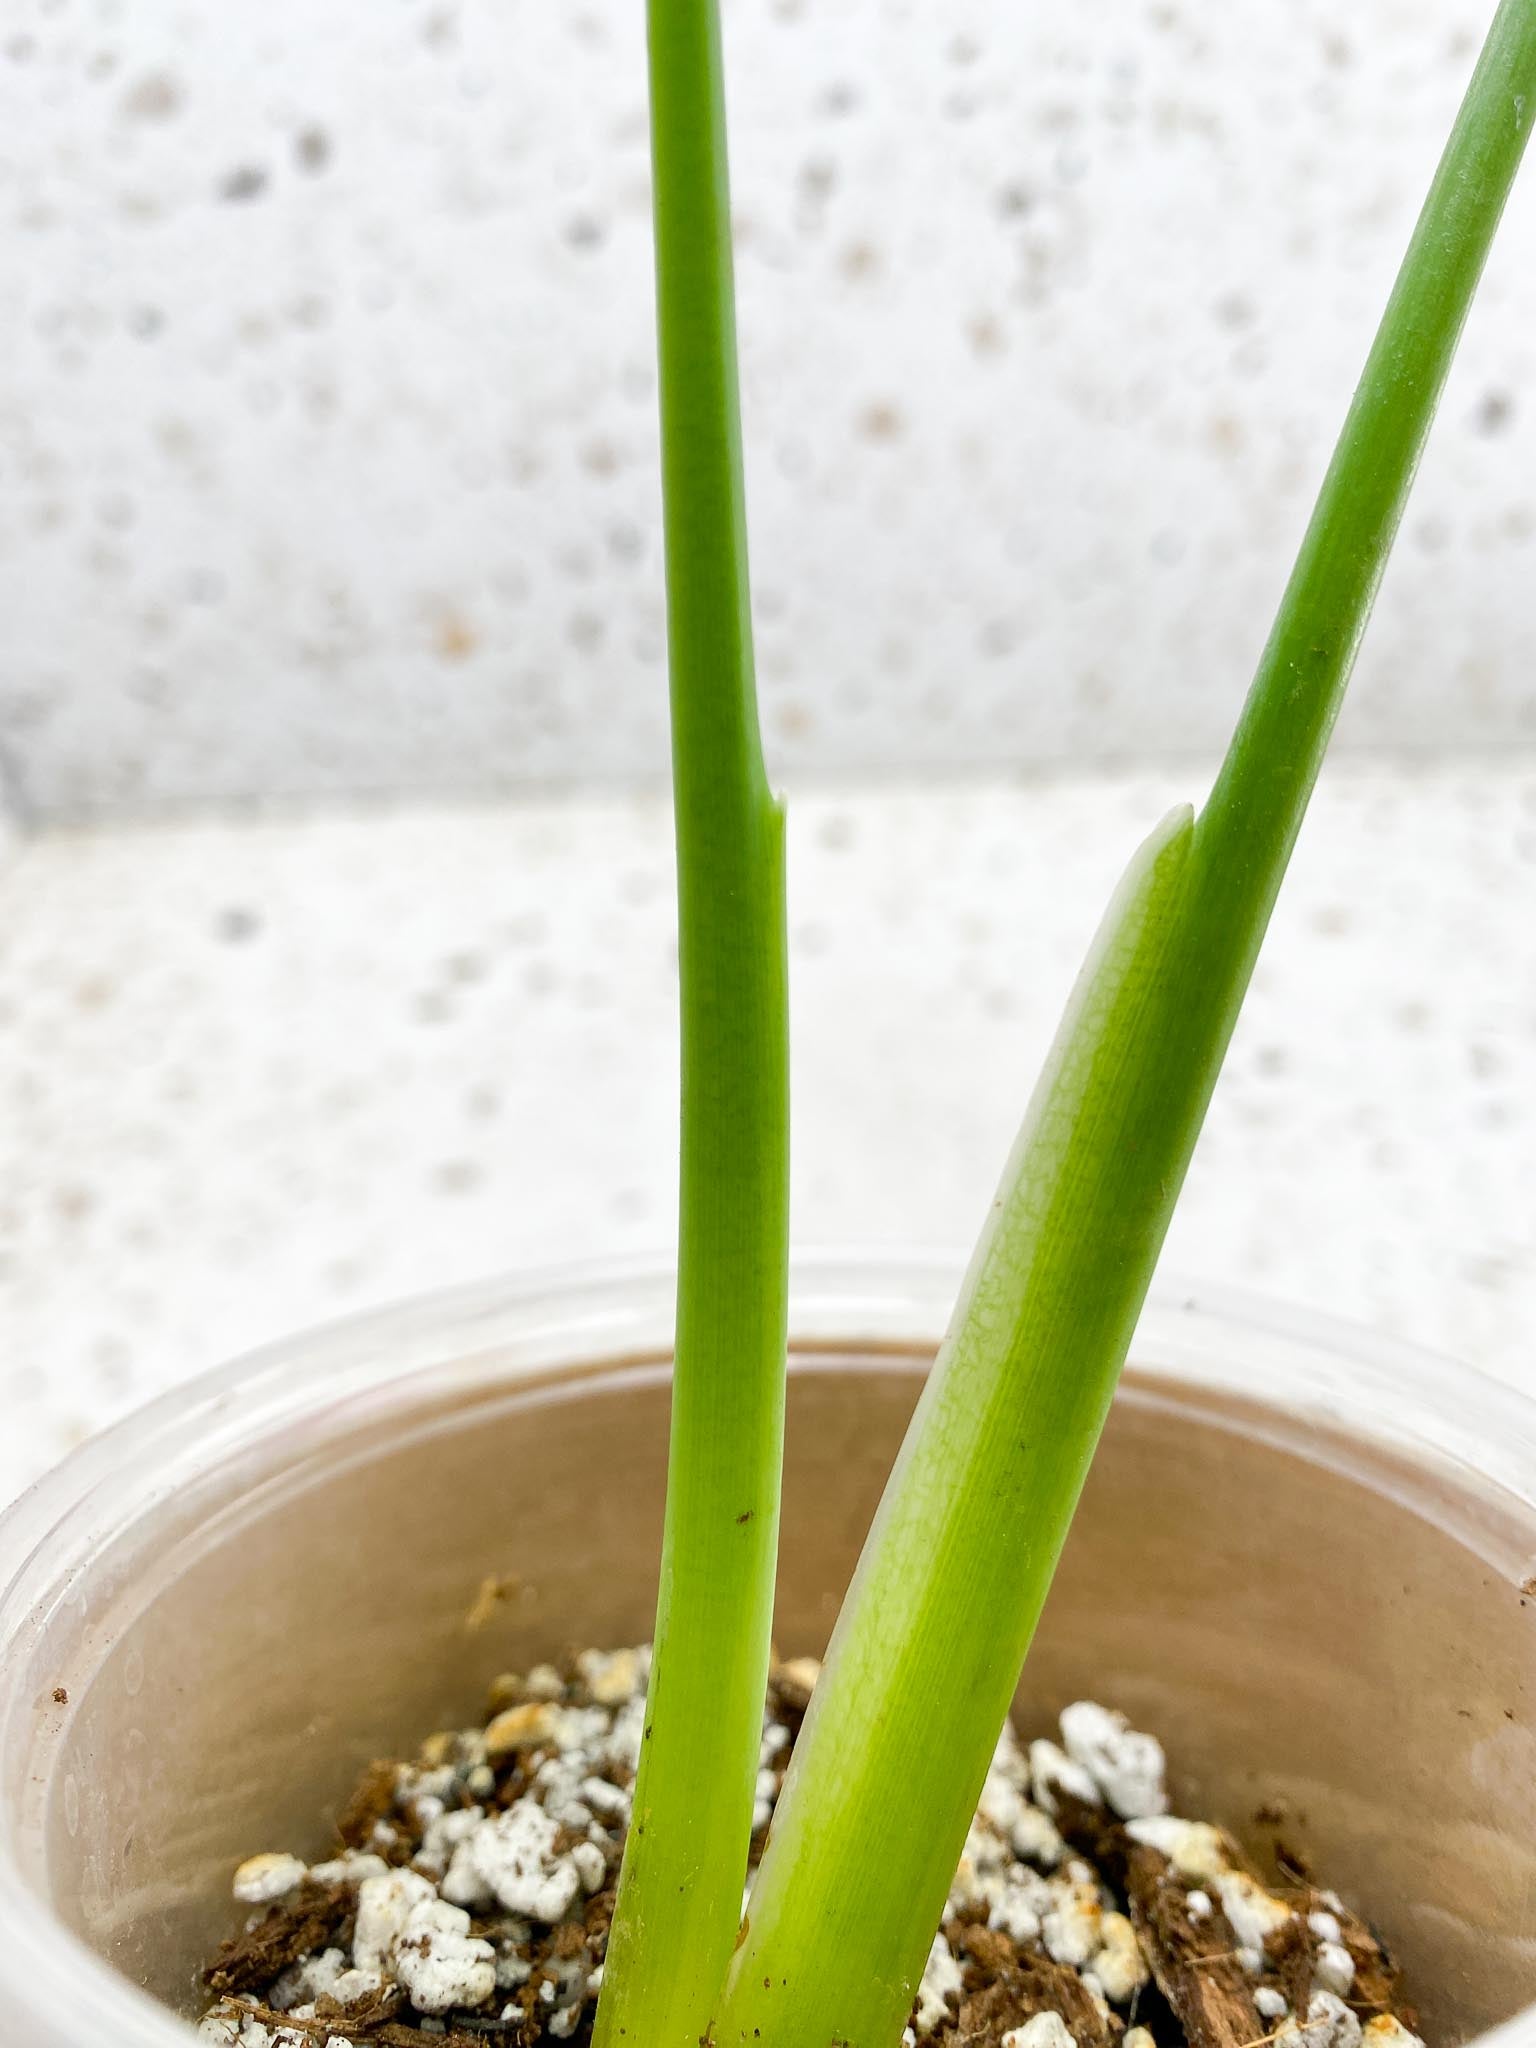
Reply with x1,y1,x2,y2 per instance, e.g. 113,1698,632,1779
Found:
4,1266,1536,2047
29,1354,1536,2038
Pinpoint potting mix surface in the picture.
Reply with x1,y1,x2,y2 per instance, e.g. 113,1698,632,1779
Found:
199,1647,1425,2048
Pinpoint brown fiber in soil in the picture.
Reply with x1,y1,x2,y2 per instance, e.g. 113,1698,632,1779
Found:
204,1882,358,1998
1052,1795,1412,2048
953,1923,1120,2048
202,1670,1420,2048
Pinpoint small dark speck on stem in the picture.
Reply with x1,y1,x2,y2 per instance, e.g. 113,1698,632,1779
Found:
736,1510,754,1524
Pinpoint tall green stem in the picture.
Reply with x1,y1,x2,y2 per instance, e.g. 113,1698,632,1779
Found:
590,5,788,2048
1189,0,1536,1006
711,6,1536,2044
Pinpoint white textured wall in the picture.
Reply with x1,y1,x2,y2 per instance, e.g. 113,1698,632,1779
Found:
3,766,1534,1504
2,0,1535,816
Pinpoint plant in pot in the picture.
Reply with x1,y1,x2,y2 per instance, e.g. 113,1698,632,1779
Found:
1,2,1535,2046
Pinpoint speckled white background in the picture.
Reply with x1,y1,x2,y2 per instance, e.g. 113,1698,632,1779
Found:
2,0,1535,814
2,1,1536,1510
2,766,1534,1507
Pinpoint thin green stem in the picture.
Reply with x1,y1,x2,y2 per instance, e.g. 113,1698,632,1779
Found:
1193,0,1536,1043
712,6,1536,2043
591,4,788,2048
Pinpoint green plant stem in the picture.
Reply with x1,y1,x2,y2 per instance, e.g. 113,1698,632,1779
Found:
713,805,1196,2048
590,5,788,2048
1193,0,1536,1024
712,6,1536,2044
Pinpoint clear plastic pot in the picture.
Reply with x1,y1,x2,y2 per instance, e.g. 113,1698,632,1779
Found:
2,1255,1534,2047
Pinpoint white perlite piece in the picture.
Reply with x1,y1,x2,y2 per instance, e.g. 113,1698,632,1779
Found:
1279,1992,1364,2048
353,1868,435,1974
420,1804,487,1881
989,1878,1050,1948
494,1928,536,1992
1029,1739,1101,1817
774,1654,822,1706
200,2004,350,2048
1039,1884,1148,2006
529,1752,599,1834
752,1765,778,1833
1216,1869,1295,1950
392,1897,496,2013
523,1663,565,1700
454,1799,584,1921
1011,1804,1067,1870
1363,2020,1426,2048
1041,1876,1102,1968
1087,1912,1146,2003
484,1702,610,1760
1125,1815,1230,1886
576,1644,647,1705
979,1766,1067,1870
915,1931,963,2035
232,1852,308,1905
603,1692,647,1774
947,1808,1055,1944
1058,1701,1168,1821
309,1852,389,1887
198,2005,267,2048
580,1774,632,1822
572,1840,608,1893
1315,1942,1358,1999
1002,2015,1077,2048
267,1947,349,2012
328,1968,387,2009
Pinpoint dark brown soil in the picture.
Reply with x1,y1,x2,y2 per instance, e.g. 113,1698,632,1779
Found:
205,1882,358,1999
951,1922,1121,2048
200,1662,1422,2048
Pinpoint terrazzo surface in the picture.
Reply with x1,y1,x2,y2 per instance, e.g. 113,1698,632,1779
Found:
2,765,1534,1508
4,0,1536,814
